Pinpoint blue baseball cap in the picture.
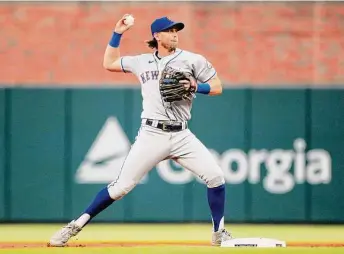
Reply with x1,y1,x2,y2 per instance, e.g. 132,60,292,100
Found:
151,17,184,36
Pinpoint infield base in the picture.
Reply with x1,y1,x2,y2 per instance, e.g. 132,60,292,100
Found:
221,237,286,248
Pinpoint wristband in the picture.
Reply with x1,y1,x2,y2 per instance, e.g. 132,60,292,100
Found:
196,83,211,94
109,32,122,48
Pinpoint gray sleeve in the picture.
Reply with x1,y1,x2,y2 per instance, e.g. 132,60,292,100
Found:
120,55,140,74
192,54,217,83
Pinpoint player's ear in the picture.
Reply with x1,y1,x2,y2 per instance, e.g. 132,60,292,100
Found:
153,32,160,41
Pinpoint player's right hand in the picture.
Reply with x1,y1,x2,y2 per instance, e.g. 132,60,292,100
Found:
114,14,134,34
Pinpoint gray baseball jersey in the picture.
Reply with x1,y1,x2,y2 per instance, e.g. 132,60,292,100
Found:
106,48,224,202
120,48,216,122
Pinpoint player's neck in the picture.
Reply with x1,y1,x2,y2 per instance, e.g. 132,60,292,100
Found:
157,48,176,58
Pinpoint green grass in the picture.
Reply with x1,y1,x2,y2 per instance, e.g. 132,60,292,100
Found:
1,223,344,242
0,224,344,253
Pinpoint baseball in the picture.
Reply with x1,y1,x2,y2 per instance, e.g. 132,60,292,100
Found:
124,15,135,26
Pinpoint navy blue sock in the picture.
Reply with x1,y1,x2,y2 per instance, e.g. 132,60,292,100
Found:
207,184,225,232
84,187,115,219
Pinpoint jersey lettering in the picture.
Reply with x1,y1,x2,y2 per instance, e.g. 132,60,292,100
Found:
140,71,159,84
121,49,216,121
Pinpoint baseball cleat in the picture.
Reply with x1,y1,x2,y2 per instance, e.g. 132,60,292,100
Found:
48,220,82,247
212,228,233,246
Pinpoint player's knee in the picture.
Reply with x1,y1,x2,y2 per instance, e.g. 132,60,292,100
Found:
207,174,225,188
107,179,137,200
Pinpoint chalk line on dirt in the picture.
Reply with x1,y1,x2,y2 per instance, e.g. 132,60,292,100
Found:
0,241,344,249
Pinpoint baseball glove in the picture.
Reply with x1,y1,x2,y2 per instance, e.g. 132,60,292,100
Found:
159,67,196,103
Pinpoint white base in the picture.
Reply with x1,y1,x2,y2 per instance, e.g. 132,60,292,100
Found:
221,237,286,248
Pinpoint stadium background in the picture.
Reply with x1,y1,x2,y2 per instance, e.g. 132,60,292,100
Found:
0,0,344,231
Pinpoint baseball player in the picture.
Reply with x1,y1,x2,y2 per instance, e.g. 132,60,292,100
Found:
49,14,232,247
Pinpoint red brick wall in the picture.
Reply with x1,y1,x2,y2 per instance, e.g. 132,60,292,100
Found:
1,2,344,86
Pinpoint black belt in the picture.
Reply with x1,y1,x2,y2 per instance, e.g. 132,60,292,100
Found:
145,119,187,132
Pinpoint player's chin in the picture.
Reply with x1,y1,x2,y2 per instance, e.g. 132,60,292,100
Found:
169,43,178,50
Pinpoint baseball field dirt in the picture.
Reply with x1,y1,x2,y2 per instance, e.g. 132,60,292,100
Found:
0,224,343,253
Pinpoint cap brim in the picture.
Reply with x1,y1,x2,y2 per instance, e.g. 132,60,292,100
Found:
161,22,185,32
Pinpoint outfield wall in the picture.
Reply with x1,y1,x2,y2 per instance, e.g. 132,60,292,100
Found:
0,87,343,223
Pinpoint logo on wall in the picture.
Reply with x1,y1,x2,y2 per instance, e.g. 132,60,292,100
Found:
156,138,332,195
75,116,148,184
75,117,130,184
75,116,332,195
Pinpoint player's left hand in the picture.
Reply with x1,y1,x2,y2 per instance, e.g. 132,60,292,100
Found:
159,69,197,102
179,76,197,92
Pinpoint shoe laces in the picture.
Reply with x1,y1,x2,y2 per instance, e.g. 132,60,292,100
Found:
61,223,80,239
221,229,232,239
